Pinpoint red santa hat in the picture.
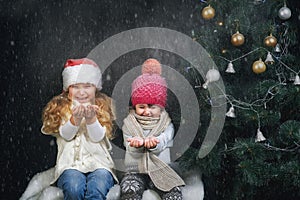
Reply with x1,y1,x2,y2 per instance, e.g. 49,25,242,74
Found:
131,58,167,108
62,58,102,91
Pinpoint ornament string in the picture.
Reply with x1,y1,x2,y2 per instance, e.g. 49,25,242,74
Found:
218,47,299,74
209,81,282,109
224,141,300,153
262,141,300,152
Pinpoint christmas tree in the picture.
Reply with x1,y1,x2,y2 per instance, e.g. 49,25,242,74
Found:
178,0,300,199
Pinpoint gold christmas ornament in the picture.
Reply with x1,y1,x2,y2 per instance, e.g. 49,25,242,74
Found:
231,31,245,46
252,58,266,74
217,21,224,26
264,34,277,47
221,48,227,54
201,5,215,20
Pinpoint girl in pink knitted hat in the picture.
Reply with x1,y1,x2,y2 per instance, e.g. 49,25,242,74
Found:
120,58,185,200
41,58,118,200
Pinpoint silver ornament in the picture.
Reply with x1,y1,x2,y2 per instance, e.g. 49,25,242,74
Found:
225,62,235,73
278,6,292,20
255,128,266,143
264,52,275,65
226,106,236,118
294,75,300,85
206,69,220,82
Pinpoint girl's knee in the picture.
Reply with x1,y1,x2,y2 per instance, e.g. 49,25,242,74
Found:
57,169,86,199
61,182,85,199
94,169,113,179
88,169,114,186
86,169,114,198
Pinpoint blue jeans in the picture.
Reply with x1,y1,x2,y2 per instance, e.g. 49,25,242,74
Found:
57,168,114,200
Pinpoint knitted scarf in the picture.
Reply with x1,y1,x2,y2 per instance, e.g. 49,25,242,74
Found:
122,110,185,191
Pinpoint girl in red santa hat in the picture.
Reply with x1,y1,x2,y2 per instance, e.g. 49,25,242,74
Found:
41,58,118,200
120,58,185,200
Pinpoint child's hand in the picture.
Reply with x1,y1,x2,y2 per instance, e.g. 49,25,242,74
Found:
71,105,85,125
127,137,144,148
85,105,99,124
144,136,160,149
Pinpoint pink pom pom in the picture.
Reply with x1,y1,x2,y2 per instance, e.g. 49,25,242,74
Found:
141,58,162,75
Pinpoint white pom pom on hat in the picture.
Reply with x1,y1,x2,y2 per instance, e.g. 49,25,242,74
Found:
62,58,102,91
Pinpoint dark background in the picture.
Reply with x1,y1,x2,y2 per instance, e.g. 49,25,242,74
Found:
1,0,203,199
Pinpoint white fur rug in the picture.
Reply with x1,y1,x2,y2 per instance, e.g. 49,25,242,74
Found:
20,168,204,200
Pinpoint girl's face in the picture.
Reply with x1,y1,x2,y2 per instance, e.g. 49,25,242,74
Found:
135,104,162,118
68,83,96,104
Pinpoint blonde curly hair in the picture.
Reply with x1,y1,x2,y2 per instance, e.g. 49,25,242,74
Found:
41,91,115,139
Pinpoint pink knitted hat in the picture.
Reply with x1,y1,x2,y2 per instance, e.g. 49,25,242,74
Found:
62,58,102,91
131,58,167,108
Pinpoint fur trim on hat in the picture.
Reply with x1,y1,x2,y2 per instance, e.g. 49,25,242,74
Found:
62,58,102,91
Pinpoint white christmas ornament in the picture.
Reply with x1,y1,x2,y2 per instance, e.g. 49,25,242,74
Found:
278,5,292,20
264,52,275,65
294,74,300,85
203,69,220,89
274,43,281,53
225,62,235,73
255,128,266,142
226,106,236,118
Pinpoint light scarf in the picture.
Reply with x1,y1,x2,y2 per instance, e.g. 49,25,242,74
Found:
122,110,185,191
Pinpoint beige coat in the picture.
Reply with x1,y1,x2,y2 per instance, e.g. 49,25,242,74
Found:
42,121,117,184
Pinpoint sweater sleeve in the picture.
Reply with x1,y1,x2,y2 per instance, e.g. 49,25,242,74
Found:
122,126,145,154
59,120,79,141
150,123,174,153
86,119,106,143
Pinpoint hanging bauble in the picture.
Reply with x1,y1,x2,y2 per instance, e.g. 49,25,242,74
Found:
201,5,215,20
294,75,300,85
221,48,227,54
252,58,266,74
225,62,235,73
255,128,266,142
264,34,277,47
206,68,220,82
217,21,224,26
264,52,275,65
231,31,245,46
278,5,292,20
226,106,236,118
274,43,281,52
202,68,220,89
